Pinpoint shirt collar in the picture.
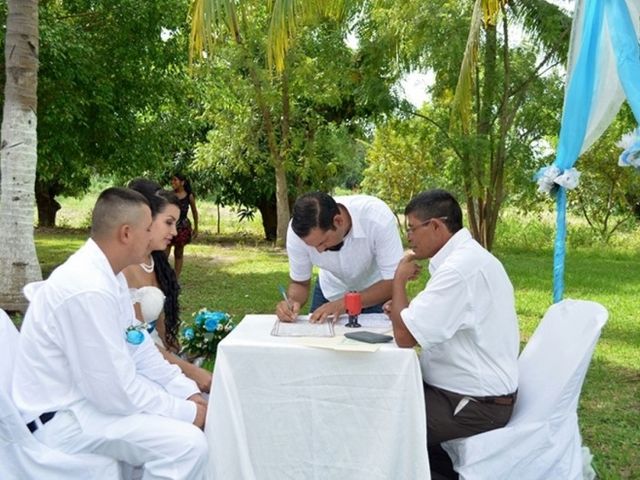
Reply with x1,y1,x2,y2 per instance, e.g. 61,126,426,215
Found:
428,228,472,275
85,238,127,289
347,209,365,239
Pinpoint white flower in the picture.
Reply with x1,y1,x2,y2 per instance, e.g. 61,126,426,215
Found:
617,128,640,170
534,165,580,195
555,168,581,189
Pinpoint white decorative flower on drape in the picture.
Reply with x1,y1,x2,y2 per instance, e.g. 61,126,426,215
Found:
617,128,640,170
534,165,581,195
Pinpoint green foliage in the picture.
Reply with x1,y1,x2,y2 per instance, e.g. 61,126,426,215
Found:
360,0,567,248
13,0,206,222
361,114,444,212
191,12,399,233
566,104,640,242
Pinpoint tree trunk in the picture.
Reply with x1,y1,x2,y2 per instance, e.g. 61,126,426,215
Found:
0,0,41,312
35,180,61,227
276,67,291,246
274,161,289,244
243,58,290,246
478,23,497,249
256,197,277,241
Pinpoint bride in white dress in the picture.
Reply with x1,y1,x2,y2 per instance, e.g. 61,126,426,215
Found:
123,179,212,393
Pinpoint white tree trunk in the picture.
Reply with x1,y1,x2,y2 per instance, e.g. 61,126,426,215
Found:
0,0,41,312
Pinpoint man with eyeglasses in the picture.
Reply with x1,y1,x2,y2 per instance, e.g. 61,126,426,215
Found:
276,191,403,323
385,189,519,480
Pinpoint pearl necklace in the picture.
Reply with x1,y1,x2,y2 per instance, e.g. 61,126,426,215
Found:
139,256,155,274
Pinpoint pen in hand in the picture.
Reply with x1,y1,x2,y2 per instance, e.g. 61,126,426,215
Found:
278,285,293,311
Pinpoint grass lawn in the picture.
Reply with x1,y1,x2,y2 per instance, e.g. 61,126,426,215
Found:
30,195,640,479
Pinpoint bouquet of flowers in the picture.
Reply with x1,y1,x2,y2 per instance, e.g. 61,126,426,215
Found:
180,308,235,371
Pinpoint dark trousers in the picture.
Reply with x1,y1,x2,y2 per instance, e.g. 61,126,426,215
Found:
425,383,515,480
310,282,384,313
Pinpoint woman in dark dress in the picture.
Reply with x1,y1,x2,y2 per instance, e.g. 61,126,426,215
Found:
166,173,199,278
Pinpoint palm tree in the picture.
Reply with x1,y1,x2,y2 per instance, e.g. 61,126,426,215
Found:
189,0,347,244
449,0,571,248
0,0,42,312
190,0,570,249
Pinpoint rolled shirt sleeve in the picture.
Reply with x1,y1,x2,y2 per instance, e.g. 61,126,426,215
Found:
401,267,471,350
286,221,314,283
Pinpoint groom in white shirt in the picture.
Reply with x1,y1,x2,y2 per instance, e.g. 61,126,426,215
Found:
12,187,208,480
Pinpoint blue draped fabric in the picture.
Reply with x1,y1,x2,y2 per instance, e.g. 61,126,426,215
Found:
551,1,604,302
607,0,640,121
550,0,640,302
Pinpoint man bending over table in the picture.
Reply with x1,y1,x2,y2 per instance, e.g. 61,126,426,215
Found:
276,191,403,323
12,187,208,480
386,189,519,480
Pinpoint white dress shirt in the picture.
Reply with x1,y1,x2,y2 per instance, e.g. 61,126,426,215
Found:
12,239,198,424
401,228,519,396
287,195,403,301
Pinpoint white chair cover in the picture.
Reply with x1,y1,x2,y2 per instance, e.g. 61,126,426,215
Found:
0,309,121,480
442,299,608,480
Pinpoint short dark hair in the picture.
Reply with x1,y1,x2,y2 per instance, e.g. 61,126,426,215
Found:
91,187,150,238
291,192,340,238
404,189,463,233
128,178,180,217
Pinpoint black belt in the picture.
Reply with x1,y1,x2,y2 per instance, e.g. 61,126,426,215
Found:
27,411,57,433
474,391,517,406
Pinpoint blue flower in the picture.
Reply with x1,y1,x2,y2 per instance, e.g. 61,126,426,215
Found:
210,311,226,322
195,313,206,326
204,317,219,332
126,329,145,345
183,327,195,340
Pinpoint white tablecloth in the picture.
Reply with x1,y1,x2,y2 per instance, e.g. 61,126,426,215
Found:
205,315,429,480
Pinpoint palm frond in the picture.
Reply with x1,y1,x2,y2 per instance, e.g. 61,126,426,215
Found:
450,0,484,133
481,0,505,26
189,0,241,64
509,0,572,65
267,0,347,72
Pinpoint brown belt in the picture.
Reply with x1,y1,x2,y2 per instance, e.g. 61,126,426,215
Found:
474,391,517,406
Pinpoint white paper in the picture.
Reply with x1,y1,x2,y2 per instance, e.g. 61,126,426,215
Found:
334,313,392,330
271,317,335,337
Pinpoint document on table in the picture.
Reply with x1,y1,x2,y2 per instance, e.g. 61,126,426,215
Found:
271,313,392,339
271,316,335,337
334,313,392,331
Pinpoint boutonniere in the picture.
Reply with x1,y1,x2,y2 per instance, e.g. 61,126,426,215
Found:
125,323,148,345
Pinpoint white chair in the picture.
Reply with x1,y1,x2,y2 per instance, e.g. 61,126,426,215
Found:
0,309,121,480
442,299,608,480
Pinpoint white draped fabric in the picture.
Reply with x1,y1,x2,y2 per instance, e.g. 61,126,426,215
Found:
442,299,608,480
204,315,429,480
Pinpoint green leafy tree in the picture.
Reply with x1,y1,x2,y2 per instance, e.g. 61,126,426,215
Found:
361,1,567,236
445,0,571,249
568,105,640,242
33,0,202,226
446,0,571,249
190,2,398,241
361,113,443,213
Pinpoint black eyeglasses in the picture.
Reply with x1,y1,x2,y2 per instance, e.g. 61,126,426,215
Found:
405,216,448,235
